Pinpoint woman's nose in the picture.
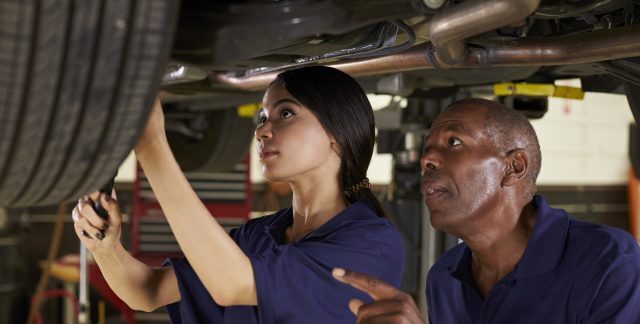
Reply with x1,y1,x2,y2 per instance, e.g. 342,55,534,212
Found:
255,122,273,141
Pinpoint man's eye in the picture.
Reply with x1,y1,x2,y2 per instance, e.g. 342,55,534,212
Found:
448,137,462,146
280,109,295,119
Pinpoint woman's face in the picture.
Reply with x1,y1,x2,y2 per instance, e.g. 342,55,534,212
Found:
255,82,340,182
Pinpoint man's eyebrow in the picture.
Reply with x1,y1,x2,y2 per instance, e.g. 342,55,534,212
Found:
443,124,467,133
423,123,469,145
433,123,469,135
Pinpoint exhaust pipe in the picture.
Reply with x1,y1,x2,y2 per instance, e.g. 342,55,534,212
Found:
464,25,640,66
210,46,432,91
429,0,540,65
212,0,640,91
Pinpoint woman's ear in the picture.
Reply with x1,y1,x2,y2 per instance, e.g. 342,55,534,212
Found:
502,149,529,187
329,135,341,154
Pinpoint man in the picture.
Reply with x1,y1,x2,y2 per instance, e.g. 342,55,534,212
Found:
333,98,640,323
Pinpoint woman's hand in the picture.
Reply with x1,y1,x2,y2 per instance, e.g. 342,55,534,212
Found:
72,191,122,255
135,96,167,159
72,189,181,311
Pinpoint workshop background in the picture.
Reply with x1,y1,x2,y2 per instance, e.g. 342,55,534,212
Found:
0,82,638,323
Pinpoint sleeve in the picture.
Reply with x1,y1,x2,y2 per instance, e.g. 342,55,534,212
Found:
228,216,267,250
159,221,264,324
250,224,404,324
582,252,640,323
162,258,226,324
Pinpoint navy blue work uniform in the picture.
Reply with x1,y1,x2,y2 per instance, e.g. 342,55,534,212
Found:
164,199,404,323
426,195,640,323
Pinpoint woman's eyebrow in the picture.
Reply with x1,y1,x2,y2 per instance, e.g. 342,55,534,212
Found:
272,98,300,108
262,98,301,112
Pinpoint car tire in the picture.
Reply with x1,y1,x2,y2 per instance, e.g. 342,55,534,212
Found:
167,108,255,172
0,0,178,206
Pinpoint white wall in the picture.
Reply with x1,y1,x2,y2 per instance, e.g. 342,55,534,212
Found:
532,80,634,185
116,151,137,183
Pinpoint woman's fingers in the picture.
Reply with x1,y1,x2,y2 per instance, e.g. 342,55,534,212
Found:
74,206,105,240
99,192,122,228
72,190,123,252
78,196,109,231
71,207,80,222
72,209,97,249
82,230,92,239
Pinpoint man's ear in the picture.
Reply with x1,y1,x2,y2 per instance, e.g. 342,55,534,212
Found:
502,149,529,187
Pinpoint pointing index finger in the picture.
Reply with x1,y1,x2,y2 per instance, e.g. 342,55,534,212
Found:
332,268,400,300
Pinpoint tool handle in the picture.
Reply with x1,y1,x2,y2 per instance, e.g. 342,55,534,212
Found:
93,178,115,220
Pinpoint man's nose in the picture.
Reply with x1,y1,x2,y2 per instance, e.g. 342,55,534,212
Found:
420,150,441,173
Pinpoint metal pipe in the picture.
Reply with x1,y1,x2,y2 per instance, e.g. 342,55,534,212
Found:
212,0,539,90
534,0,626,19
469,24,640,67
429,0,540,65
212,24,640,91
210,44,431,91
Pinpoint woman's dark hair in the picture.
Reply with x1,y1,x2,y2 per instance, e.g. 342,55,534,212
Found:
275,66,387,217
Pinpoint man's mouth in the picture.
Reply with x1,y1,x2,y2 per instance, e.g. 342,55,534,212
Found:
421,181,449,203
424,187,447,196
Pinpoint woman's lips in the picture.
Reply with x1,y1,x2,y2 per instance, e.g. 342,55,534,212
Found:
258,150,278,160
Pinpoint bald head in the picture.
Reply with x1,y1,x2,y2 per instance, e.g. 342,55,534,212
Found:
445,98,542,199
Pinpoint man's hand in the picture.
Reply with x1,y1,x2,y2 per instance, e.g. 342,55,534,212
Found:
332,268,425,324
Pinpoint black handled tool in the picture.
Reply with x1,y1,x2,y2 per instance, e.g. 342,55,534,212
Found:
81,177,115,240
93,177,115,221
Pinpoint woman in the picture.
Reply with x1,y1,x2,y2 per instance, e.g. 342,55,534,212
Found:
72,66,404,323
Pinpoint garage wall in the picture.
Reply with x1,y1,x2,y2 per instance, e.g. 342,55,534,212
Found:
533,81,634,185
116,151,137,183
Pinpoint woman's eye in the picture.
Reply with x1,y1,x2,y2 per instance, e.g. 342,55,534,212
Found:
448,137,462,146
280,109,295,119
256,114,266,126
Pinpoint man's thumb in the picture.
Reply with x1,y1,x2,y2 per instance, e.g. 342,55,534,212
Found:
349,298,364,316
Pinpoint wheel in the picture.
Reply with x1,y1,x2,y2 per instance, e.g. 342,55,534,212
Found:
0,0,178,206
167,108,255,172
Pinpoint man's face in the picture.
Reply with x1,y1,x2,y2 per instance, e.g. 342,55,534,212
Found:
420,104,506,234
